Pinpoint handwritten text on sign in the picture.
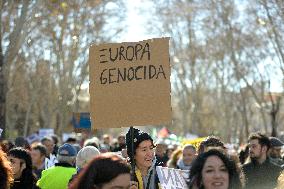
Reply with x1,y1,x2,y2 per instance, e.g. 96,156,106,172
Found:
98,43,166,84
89,38,171,129
156,166,187,189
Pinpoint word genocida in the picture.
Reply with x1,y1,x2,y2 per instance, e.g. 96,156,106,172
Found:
98,42,166,85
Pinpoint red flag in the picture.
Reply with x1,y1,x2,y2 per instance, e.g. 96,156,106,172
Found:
158,127,170,138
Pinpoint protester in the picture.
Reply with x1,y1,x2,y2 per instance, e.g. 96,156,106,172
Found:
31,144,47,179
126,128,163,189
66,137,77,144
75,146,100,170
155,139,168,166
14,137,30,151
113,134,126,152
51,134,59,156
83,137,100,148
100,134,113,152
177,144,196,170
68,146,101,186
198,136,226,154
8,147,38,189
37,143,77,189
242,132,282,189
166,145,175,160
269,136,284,166
69,153,131,189
0,140,15,154
41,136,58,169
167,148,182,168
239,144,249,165
188,149,243,189
0,147,13,189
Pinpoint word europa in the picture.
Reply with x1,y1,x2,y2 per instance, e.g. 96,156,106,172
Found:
100,65,166,84
99,43,150,63
98,42,167,84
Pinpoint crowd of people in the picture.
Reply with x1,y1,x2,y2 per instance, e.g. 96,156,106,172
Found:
1,128,284,189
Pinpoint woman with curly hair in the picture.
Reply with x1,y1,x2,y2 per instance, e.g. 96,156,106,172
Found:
8,147,39,189
0,147,13,189
188,149,244,189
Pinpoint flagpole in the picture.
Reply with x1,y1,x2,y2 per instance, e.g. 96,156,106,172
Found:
130,126,136,181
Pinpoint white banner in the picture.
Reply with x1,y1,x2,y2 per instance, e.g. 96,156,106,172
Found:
39,128,54,139
156,166,187,189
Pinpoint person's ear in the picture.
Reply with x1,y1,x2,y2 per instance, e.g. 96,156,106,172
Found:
40,155,45,162
261,145,268,153
20,162,26,172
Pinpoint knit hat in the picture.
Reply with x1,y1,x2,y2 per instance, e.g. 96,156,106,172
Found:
126,128,153,161
58,143,77,157
269,137,284,147
76,146,100,168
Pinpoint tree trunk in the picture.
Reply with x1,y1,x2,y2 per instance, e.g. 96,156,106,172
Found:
271,110,277,137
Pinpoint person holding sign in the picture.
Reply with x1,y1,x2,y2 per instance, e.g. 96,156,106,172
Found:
126,128,163,189
188,150,243,189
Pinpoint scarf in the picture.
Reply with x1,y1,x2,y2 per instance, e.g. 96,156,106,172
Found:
177,158,191,170
135,158,160,189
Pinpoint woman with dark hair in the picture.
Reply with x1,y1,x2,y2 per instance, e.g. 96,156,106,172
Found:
125,128,163,189
0,147,13,189
8,147,38,189
69,153,131,189
188,150,243,189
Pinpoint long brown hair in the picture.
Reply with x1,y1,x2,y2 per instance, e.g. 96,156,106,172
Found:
0,147,13,189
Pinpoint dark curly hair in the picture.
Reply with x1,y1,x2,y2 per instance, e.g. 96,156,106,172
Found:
198,136,225,154
69,153,130,189
189,149,243,189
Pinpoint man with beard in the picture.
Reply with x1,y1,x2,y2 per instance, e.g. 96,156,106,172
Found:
242,133,283,189
269,137,284,166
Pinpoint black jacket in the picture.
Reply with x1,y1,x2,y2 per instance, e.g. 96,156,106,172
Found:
242,158,283,189
11,178,39,189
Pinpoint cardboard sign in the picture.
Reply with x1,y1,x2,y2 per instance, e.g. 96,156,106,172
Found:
156,166,188,189
89,38,171,129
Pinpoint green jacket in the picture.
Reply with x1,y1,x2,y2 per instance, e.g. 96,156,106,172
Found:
37,163,76,189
